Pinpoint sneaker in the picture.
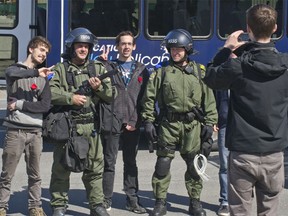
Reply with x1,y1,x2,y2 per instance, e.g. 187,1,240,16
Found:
0,208,6,216
103,199,112,211
125,199,146,214
52,207,66,216
217,205,230,216
151,199,167,216
90,204,110,216
29,207,47,216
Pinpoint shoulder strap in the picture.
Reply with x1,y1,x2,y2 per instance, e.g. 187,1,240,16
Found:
63,61,76,92
87,59,98,77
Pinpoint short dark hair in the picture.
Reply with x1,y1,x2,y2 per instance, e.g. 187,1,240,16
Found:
26,36,52,56
246,4,277,39
115,31,136,46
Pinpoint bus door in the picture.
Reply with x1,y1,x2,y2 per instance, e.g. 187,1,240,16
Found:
0,0,46,82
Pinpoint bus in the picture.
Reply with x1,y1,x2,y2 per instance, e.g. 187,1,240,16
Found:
0,0,287,82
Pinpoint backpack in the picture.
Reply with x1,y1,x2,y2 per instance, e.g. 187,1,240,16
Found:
96,58,123,134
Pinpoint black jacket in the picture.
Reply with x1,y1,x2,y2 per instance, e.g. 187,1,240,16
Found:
204,41,288,153
100,59,150,131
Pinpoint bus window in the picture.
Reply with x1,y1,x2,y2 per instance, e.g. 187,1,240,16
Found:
36,0,47,37
0,0,17,28
70,0,139,37
0,35,17,79
147,0,212,37
0,0,18,79
219,0,283,38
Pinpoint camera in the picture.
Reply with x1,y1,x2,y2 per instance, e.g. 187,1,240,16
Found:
238,33,250,42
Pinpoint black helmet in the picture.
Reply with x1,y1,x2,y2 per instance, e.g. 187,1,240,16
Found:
161,29,194,55
62,27,98,59
65,27,98,49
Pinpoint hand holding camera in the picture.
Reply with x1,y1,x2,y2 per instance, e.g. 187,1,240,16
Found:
224,30,247,51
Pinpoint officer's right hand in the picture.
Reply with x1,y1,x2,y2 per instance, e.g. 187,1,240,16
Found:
72,94,87,106
144,121,157,142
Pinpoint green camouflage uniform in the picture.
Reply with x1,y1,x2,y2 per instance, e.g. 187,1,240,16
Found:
49,60,113,209
141,60,217,200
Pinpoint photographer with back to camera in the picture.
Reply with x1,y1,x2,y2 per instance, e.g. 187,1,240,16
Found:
48,28,113,216
141,29,218,216
203,4,288,216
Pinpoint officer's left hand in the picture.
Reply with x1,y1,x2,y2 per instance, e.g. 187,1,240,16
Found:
201,138,213,158
201,125,213,142
144,121,157,142
89,77,101,90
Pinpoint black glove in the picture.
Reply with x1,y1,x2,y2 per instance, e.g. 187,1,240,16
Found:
201,137,213,158
201,125,213,142
144,121,157,142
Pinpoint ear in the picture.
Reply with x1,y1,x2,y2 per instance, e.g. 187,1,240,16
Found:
272,24,277,34
246,25,251,33
28,47,33,54
132,44,136,51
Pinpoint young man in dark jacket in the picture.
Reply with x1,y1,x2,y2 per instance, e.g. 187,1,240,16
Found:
0,36,52,216
203,4,288,216
99,31,149,214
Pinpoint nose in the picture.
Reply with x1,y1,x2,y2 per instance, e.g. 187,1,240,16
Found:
42,52,47,58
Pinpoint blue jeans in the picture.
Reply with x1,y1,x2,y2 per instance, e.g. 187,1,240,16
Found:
218,127,229,206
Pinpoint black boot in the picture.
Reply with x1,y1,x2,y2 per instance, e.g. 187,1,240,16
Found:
90,204,110,216
151,199,167,216
126,197,146,214
52,207,66,216
188,198,206,216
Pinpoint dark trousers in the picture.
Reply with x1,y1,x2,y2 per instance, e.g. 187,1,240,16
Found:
101,128,140,202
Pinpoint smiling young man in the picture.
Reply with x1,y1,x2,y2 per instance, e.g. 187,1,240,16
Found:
141,29,217,216
98,31,149,214
0,36,52,216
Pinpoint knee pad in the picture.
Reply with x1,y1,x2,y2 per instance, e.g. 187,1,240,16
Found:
184,155,200,180
155,157,172,177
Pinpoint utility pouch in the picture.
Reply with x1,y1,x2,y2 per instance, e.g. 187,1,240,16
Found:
61,135,90,172
43,110,71,143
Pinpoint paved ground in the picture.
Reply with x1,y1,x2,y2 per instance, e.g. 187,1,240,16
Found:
0,89,288,216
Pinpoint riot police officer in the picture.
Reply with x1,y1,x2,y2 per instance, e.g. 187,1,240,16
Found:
49,28,113,216
141,29,218,216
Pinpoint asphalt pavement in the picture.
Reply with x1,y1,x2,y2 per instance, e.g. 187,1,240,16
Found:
0,89,288,216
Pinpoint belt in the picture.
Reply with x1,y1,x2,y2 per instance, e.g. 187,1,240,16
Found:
166,111,195,122
73,118,94,124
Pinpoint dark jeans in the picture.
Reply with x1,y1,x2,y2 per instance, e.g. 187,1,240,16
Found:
101,129,140,202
